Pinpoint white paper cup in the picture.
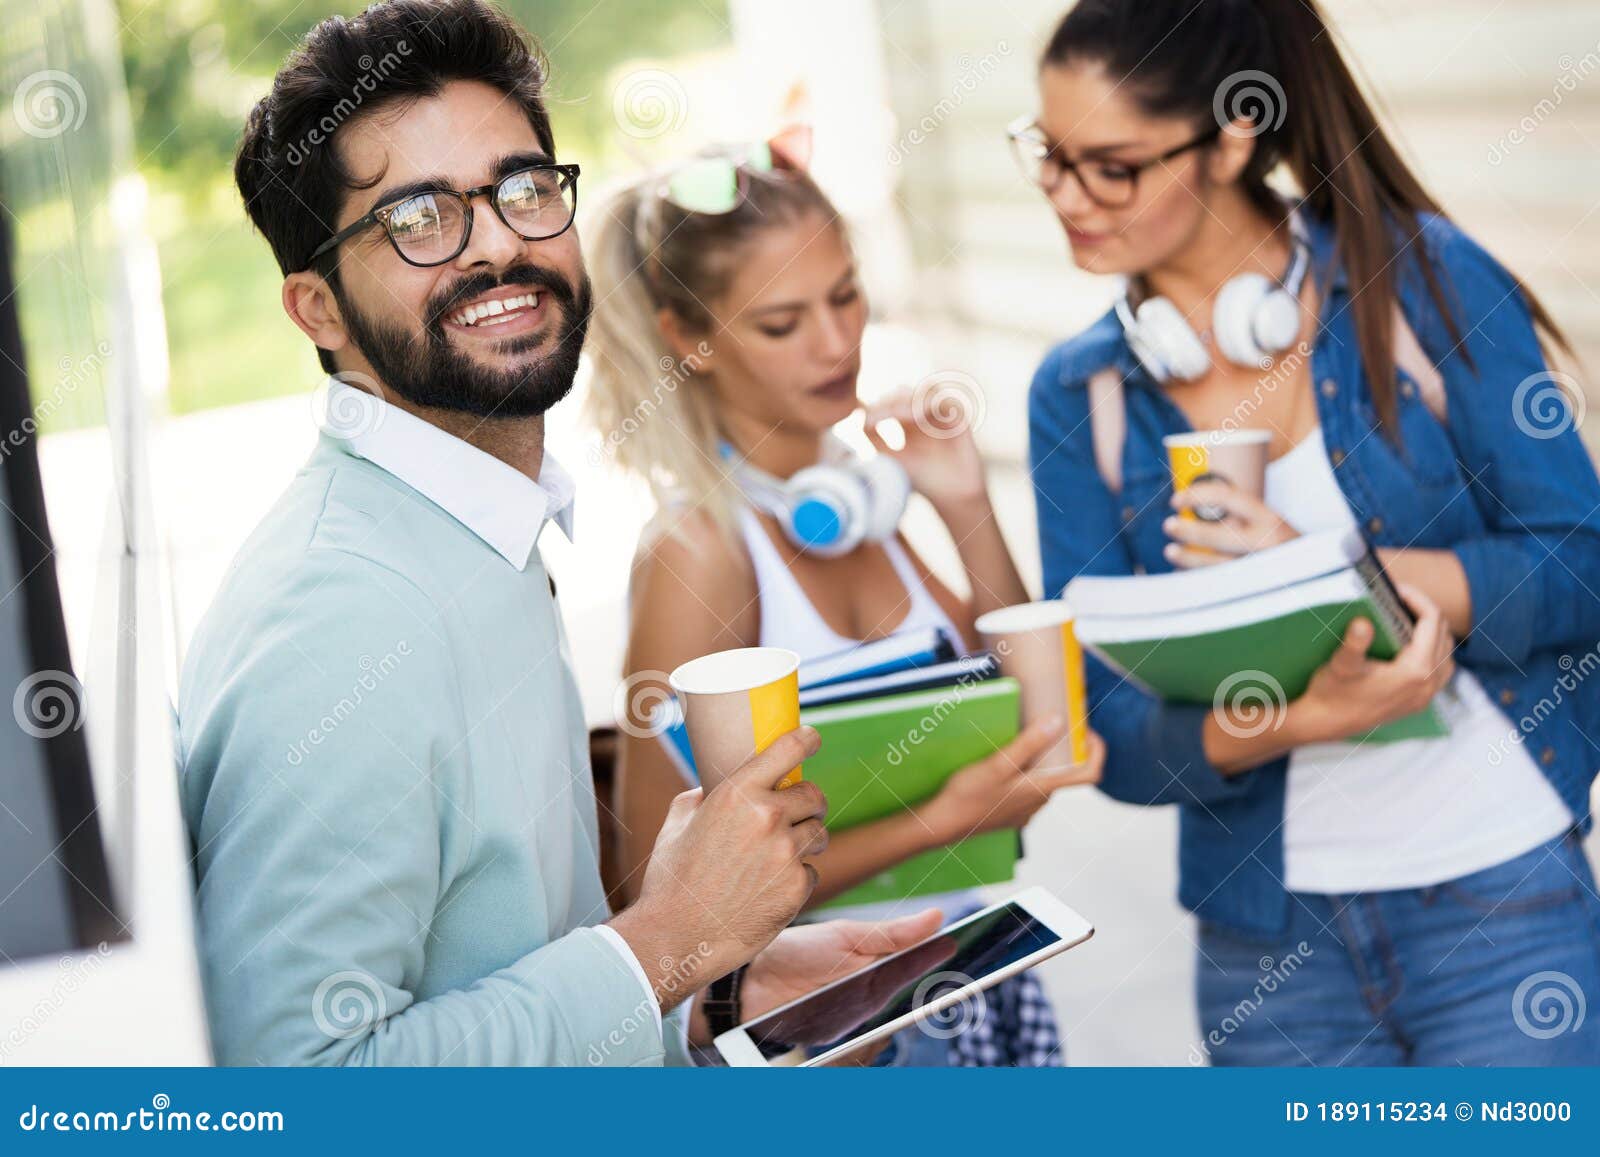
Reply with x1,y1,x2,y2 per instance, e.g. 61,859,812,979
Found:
1162,429,1271,522
975,600,1090,773
668,647,803,791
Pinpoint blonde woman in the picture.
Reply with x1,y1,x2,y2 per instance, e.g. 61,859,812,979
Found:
585,143,1104,1065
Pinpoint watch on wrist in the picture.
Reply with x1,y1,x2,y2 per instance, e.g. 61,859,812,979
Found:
703,964,745,1038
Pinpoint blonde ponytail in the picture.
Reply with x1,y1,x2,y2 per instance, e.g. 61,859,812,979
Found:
582,158,843,540
582,179,738,538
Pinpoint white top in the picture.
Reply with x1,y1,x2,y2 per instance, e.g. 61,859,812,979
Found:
1266,427,1572,893
326,378,662,1036
735,504,974,922
735,505,965,658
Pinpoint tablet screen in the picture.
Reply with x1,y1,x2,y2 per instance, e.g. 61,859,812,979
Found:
738,901,1061,1056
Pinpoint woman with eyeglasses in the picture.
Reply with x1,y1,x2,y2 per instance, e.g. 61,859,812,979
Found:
1019,0,1600,1065
584,139,1105,1065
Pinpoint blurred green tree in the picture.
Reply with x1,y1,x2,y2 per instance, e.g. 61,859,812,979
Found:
116,0,729,181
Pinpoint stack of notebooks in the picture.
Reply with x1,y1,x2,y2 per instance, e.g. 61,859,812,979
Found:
1064,527,1450,742
656,627,1022,908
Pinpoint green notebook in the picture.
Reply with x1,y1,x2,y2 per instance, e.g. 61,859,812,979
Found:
1064,529,1449,743
799,678,1022,909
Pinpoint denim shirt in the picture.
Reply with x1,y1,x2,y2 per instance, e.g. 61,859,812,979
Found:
1028,212,1600,936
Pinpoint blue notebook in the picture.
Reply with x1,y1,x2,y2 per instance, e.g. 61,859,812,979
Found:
799,652,998,708
795,627,956,690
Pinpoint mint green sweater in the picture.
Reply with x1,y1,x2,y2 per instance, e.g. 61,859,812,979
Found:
178,434,686,1066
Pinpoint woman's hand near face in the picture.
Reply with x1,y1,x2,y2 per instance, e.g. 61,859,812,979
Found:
862,386,987,513
1162,479,1300,567
860,384,1032,618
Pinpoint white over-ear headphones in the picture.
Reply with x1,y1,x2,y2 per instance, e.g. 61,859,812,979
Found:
724,438,910,558
1116,229,1310,382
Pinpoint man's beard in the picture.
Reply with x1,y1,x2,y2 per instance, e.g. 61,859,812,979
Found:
336,263,592,419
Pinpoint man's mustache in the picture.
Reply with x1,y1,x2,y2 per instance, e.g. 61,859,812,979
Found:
426,264,580,328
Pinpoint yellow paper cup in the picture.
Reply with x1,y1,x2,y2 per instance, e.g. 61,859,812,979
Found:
975,601,1089,772
1162,429,1270,522
668,647,802,792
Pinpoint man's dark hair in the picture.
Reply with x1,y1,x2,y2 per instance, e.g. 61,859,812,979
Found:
235,0,555,372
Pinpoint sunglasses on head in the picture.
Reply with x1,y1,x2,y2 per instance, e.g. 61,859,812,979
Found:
657,125,812,215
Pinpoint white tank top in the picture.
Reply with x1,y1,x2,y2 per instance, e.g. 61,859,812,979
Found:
735,504,975,922
735,505,966,658
1267,427,1572,893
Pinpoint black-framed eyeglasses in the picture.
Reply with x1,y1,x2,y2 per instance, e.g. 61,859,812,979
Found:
303,162,581,271
1006,119,1219,208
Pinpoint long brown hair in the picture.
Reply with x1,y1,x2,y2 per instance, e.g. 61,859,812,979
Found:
1043,0,1569,431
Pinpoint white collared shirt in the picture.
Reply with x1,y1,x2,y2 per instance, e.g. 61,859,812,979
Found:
324,377,575,569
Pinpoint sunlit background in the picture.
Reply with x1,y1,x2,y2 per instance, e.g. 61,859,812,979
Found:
6,0,1598,1063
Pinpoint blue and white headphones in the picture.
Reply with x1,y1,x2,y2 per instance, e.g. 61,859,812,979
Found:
1116,222,1311,382
723,438,910,558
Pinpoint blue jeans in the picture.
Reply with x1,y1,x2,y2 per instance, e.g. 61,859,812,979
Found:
1195,831,1600,1066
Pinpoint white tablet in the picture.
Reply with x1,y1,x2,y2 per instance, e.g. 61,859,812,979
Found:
713,886,1093,1067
